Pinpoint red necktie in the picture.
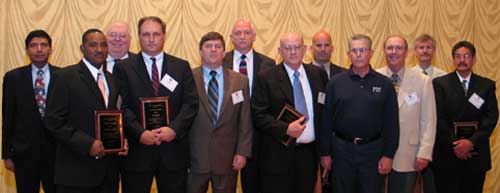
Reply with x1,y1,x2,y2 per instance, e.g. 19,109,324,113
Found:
151,57,160,96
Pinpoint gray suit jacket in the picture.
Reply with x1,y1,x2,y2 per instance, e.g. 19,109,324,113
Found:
189,67,252,174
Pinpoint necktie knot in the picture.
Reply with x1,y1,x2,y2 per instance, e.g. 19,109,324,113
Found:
422,70,428,75
210,70,217,77
241,54,247,60
462,80,468,95
150,57,156,63
37,69,44,76
293,71,300,78
391,73,400,92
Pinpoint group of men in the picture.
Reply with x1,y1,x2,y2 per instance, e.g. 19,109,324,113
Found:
2,15,498,193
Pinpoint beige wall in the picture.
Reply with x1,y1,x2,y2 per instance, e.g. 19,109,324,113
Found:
1,0,500,193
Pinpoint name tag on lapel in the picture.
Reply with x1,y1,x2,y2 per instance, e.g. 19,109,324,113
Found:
317,92,326,104
232,90,244,104
161,73,178,92
404,92,420,106
469,93,484,109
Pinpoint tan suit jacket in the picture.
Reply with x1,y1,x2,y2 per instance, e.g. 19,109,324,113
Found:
377,66,437,172
189,67,252,175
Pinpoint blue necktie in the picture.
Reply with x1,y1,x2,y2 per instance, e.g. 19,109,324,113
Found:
207,71,219,127
293,71,308,119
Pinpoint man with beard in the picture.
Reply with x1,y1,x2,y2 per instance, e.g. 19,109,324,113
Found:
432,41,498,193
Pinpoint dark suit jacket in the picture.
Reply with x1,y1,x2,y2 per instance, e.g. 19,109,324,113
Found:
2,64,60,159
44,61,120,187
251,63,328,173
327,62,346,79
432,72,498,171
189,67,252,175
114,52,198,171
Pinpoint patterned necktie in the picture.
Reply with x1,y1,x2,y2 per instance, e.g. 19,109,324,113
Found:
239,54,247,75
34,69,46,117
293,71,308,119
422,70,428,75
461,80,468,96
207,71,219,127
151,57,160,96
97,72,108,107
391,73,400,93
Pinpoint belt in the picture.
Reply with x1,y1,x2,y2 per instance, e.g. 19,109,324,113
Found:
335,132,380,145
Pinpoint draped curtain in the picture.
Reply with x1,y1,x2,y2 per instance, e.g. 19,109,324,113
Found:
1,0,499,193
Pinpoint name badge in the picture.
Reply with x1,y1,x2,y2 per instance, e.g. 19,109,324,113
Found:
231,90,244,104
318,92,326,104
404,92,420,106
160,73,178,92
469,93,484,109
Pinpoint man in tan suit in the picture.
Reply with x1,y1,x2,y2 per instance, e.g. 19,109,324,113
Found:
376,35,437,193
188,32,252,193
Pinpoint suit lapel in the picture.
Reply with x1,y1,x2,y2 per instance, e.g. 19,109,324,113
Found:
222,51,234,69
303,64,318,107
131,53,155,96
277,64,294,106
104,71,117,109
253,51,262,81
194,67,215,121
217,68,232,122
21,65,40,115
77,61,106,109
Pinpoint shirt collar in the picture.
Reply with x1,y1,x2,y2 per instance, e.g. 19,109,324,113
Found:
107,53,129,62
234,49,254,60
456,71,471,83
82,58,104,80
141,52,163,62
31,63,50,74
283,63,306,78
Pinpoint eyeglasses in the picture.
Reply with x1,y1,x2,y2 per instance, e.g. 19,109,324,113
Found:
454,54,472,59
349,48,370,54
108,32,127,39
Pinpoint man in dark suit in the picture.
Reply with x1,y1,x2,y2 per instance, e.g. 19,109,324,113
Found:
252,32,328,193
188,32,252,193
105,21,136,74
44,28,125,193
113,16,198,193
310,30,346,80
432,41,498,193
222,18,275,193
2,30,59,193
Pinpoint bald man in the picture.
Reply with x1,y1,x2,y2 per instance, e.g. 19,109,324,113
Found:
105,21,136,73
310,30,346,80
252,32,328,193
222,18,275,193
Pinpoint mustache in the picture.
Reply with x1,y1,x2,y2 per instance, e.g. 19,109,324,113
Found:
458,62,467,66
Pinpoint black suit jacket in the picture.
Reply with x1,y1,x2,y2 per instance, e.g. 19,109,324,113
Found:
44,61,120,187
251,63,328,173
114,52,198,171
327,62,346,79
432,72,498,171
2,64,60,159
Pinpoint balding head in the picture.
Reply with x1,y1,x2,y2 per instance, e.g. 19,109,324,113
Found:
230,18,256,54
278,32,305,69
311,30,334,64
106,21,131,59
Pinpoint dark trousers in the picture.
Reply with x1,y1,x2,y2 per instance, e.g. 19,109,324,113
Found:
260,143,317,193
240,157,260,193
331,136,383,193
433,167,486,193
121,152,187,193
56,162,118,193
12,143,55,193
187,172,237,193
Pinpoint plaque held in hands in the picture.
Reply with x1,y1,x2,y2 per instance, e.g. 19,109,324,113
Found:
276,104,305,146
139,97,170,130
95,110,125,153
453,121,479,139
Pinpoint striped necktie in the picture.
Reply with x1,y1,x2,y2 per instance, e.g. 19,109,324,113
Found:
207,71,219,127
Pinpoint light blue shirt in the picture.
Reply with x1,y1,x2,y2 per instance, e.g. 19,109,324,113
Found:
202,66,224,117
142,52,164,81
31,64,50,92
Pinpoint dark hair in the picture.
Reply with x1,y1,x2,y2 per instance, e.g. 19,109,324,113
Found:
452,41,476,58
25,30,52,48
82,28,104,44
138,16,166,34
199,32,225,50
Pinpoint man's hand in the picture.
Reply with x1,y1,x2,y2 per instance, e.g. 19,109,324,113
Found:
286,116,306,138
118,138,129,156
320,156,332,179
153,127,177,143
139,130,160,145
378,156,393,175
453,139,474,160
415,157,429,171
232,154,247,171
4,159,14,172
89,140,105,158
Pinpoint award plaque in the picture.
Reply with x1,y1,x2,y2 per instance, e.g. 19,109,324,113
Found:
453,121,479,139
95,110,124,153
276,104,304,146
139,97,170,130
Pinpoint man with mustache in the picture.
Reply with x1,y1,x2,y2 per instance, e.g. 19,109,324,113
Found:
310,30,346,80
376,35,436,193
412,34,446,79
222,18,275,193
44,28,126,193
432,41,498,193
105,21,136,73
114,16,198,193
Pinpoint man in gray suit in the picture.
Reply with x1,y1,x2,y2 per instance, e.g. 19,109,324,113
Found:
188,32,252,193
222,18,275,193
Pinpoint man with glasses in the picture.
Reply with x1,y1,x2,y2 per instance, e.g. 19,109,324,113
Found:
105,21,136,73
320,34,399,193
252,32,328,193
376,35,436,193
432,41,498,193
